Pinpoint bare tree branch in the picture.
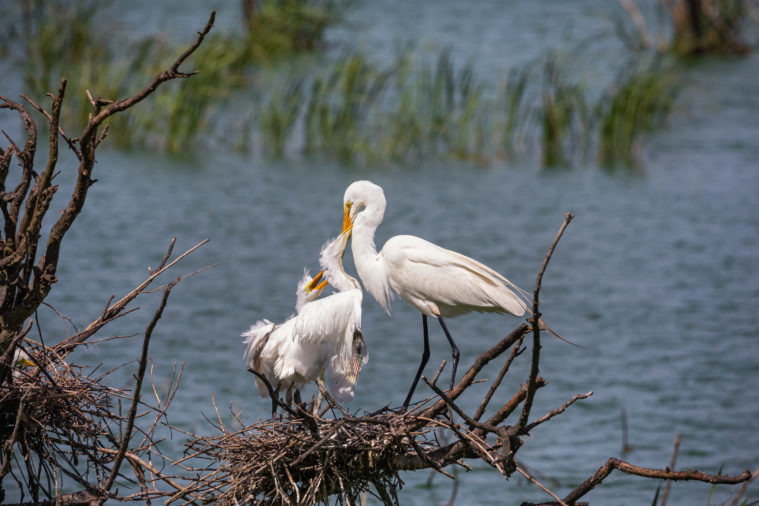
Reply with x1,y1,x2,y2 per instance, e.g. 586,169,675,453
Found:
562,458,751,504
519,212,574,433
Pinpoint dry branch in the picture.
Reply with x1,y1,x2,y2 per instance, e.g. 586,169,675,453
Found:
0,11,216,355
562,458,751,504
0,11,216,504
0,239,207,503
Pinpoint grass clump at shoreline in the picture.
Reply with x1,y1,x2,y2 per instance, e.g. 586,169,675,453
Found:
1,0,682,169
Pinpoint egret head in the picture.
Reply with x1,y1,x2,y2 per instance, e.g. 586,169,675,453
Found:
295,269,328,312
343,180,386,232
302,269,327,298
14,349,34,368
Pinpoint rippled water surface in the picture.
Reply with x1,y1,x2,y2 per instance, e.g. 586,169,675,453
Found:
3,1,759,504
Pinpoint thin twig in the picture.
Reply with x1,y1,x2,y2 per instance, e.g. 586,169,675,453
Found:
474,333,525,421
524,391,593,433
515,461,569,506
659,432,681,506
102,279,179,494
519,213,574,433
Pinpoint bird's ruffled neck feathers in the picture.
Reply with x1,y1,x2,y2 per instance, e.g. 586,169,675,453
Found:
319,232,359,292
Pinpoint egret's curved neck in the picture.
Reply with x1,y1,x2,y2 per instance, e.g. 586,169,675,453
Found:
351,201,392,313
319,232,360,293
324,257,359,293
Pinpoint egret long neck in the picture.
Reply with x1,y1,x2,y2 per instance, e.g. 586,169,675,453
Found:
324,254,359,293
351,208,392,314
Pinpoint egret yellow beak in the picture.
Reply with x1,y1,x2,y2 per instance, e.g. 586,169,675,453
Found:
305,270,328,294
17,357,34,368
342,202,353,234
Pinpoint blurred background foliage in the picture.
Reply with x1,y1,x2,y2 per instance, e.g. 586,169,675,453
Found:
0,0,755,168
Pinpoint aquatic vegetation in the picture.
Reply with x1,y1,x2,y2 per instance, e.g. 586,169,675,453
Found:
1,0,137,134
499,65,531,157
242,0,349,62
262,78,305,157
0,0,682,168
251,48,677,168
539,56,590,167
302,52,393,162
597,59,679,167
0,0,347,152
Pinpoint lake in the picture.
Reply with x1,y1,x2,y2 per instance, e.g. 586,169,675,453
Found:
2,0,758,504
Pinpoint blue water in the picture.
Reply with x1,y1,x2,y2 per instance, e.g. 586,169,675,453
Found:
2,1,758,504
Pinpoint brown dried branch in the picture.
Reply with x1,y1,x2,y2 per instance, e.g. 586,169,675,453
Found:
562,458,751,504
474,332,525,420
19,92,80,160
0,238,206,503
515,462,568,506
519,212,574,433
0,11,216,359
416,324,529,426
102,278,180,494
53,238,209,357
524,391,593,433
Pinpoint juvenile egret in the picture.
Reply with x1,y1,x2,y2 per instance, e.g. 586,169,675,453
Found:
243,230,367,409
11,348,35,380
342,180,530,410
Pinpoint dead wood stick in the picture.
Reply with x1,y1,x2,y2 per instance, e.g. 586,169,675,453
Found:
519,213,573,433
562,458,751,504
291,419,347,467
524,391,593,433
417,324,528,427
422,376,499,434
474,332,525,420
102,278,178,493
515,461,568,506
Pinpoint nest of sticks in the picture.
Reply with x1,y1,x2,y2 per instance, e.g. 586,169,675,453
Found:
1,343,123,501
179,323,553,505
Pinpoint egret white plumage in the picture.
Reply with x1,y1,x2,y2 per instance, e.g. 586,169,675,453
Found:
242,269,327,406
243,229,367,410
342,180,532,410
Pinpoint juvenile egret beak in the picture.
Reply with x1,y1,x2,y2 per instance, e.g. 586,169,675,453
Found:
305,270,328,295
17,357,34,368
343,202,353,234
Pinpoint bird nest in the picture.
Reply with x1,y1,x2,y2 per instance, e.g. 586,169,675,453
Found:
0,346,117,499
183,406,422,505
174,324,537,505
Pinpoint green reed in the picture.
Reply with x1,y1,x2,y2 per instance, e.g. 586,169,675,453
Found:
500,65,531,157
539,56,589,167
1,0,682,168
243,0,346,63
254,46,678,168
597,60,679,167
262,78,305,157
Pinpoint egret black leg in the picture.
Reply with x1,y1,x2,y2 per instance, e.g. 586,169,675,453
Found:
402,314,431,411
437,316,459,391
271,385,280,418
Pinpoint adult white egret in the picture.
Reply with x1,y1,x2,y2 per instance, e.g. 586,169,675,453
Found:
342,180,531,410
243,229,367,410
